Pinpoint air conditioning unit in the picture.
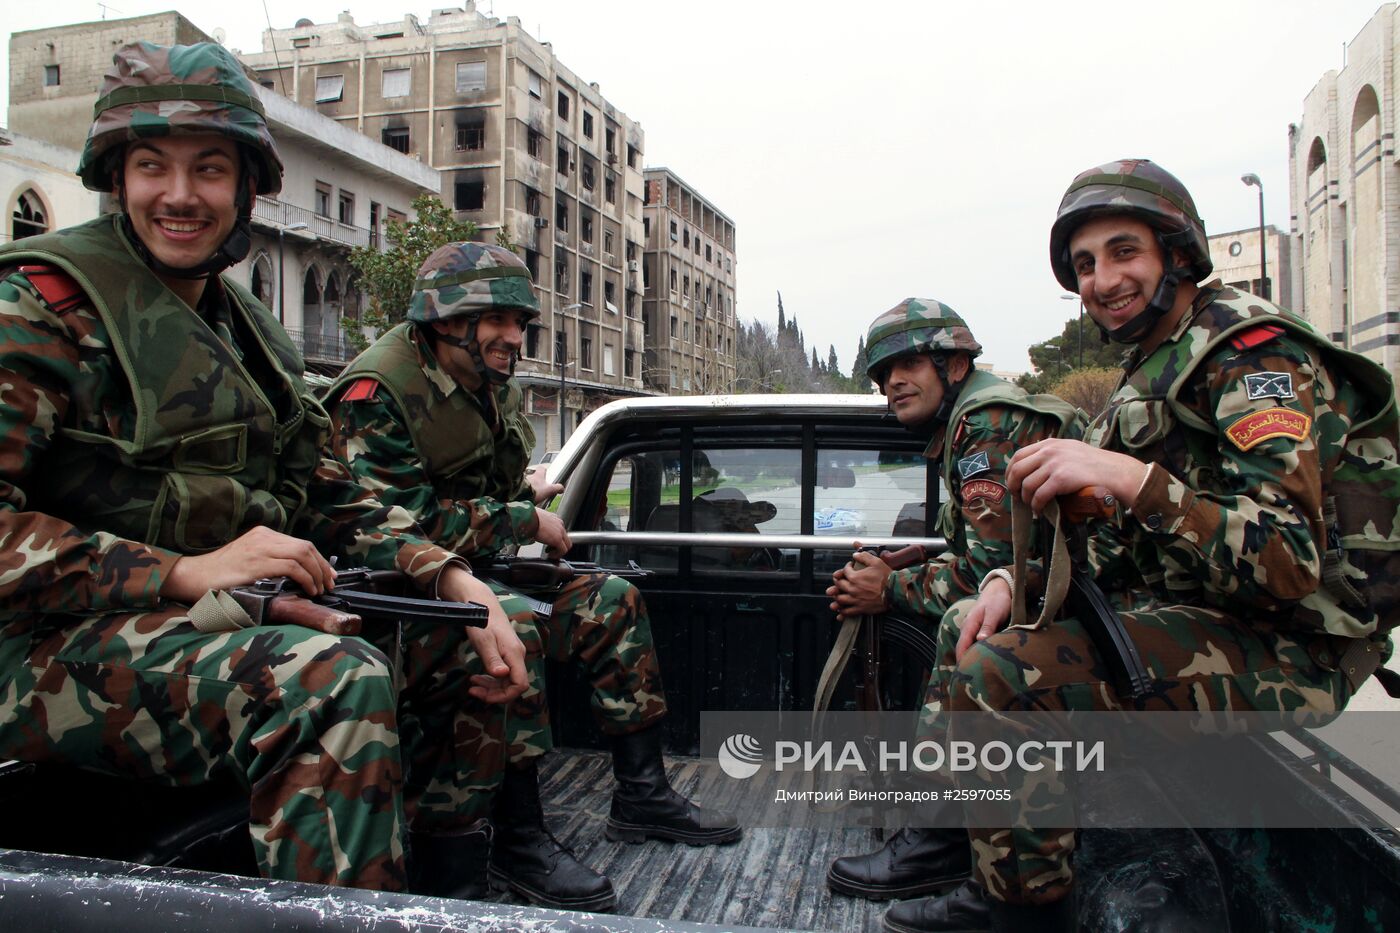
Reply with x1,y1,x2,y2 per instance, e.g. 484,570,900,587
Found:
606,152,617,165
534,217,549,228
627,260,639,271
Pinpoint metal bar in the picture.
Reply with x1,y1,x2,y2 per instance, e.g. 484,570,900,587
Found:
568,530,948,551
1282,728,1400,816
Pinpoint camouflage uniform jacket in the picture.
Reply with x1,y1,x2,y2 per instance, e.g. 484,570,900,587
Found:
887,369,1081,619
1085,283,1400,640
0,217,461,633
326,323,540,558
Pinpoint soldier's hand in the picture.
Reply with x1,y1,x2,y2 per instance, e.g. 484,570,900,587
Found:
441,566,529,703
526,467,565,505
162,526,336,605
827,550,892,619
1008,439,1148,515
532,508,572,559
956,577,1012,661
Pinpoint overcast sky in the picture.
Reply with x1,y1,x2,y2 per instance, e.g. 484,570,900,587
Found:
3,1,1389,372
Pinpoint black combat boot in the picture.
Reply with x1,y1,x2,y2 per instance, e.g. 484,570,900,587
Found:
605,724,742,845
882,880,1075,933
488,760,617,912
827,827,972,900
407,819,493,900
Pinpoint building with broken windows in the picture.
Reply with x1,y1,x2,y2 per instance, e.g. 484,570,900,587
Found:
242,3,651,444
1289,2,1400,383
641,168,738,395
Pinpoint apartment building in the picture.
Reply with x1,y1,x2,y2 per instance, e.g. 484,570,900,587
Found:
641,168,737,395
1289,2,1400,381
241,3,648,445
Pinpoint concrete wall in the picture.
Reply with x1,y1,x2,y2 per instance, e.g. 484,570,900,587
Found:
8,12,212,151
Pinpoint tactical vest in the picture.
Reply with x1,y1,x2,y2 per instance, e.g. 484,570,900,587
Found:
330,323,534,504
1086,288,1400,639
933,369,1084,547
0,216,327,553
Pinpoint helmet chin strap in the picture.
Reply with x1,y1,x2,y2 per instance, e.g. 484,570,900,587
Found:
430,320,517,385
929,352,969,422
1102,232,1192,344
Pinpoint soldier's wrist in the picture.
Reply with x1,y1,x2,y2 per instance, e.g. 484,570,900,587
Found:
979,568,1014,595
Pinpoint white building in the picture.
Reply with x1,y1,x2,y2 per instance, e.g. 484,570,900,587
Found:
1289,2,1400,380
0,128,98,244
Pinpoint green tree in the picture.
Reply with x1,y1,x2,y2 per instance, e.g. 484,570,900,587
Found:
1019,312,1127,393
347,194,479,350
851,335,868,382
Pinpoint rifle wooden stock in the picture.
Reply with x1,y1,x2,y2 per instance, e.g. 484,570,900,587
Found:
264,594,362,636
1059,486,1117,524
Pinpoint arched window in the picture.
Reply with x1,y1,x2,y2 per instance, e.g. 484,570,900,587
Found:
302,266,322,306
249,251,274,307
1352,85,1380,136
1306,137,1327,176
323,271,341,307
11,189,47,240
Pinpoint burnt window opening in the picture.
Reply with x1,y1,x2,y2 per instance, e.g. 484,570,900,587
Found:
556,201,570,232
382,127,410,153
582,111,594,138
527,129,544,160
580,270,594,304
455,116,485,151
455,180,485,212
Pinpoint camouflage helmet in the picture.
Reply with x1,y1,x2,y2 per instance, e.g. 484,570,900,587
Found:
865,297,982,385
77,41,283,194
408,241,541,323
1049,159,1211,292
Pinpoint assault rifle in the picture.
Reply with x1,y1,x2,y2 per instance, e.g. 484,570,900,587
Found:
471,557,651,622
226,567,489,636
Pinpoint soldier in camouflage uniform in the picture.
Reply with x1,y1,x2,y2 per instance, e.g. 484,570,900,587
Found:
882,160,1400,933
0,42,530,898
825,300,1081,905
323,241,740,913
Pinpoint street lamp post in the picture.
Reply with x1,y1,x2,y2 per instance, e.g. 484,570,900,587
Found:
1060,292,1083,367
276,221,309,324
1241,173,1267,299
557,303,582,447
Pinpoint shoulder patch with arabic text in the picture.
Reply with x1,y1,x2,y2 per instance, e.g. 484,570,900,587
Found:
960,478,1007,503
1226,407,1311,451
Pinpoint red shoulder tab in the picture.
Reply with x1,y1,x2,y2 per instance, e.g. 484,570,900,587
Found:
15,264,84,314
1229,323,1285,352
340,378,381,402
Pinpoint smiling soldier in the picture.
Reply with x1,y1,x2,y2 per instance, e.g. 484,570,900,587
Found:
0,41,539,897
824,299,1081,906
884,159,1400,932
323,242,739,912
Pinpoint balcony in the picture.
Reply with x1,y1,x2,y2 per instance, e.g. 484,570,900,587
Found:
253,196,370,249
284,327,359,364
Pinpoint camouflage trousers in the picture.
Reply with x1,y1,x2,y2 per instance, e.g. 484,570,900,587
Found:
916,595,1350,906
0,607,505,891
438,571,667,821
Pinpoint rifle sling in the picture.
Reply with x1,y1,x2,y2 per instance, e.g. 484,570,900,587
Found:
333,589,489,627
1011,497,1152,700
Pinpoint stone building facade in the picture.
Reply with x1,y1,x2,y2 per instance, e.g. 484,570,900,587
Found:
240,3,652,446
1289,2,1400,378
641,168,737,394
1207,225,1293,311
